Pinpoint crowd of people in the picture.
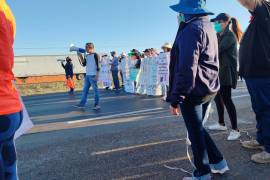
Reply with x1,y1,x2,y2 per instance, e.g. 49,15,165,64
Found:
64,42,173,107
168,0,270,179
1,0,270,179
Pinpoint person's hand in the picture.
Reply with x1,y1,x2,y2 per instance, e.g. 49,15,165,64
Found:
170,105,180,116
95,74,99,81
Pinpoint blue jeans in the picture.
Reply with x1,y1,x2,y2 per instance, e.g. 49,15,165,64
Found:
245,78,270,153
179,96,227,179
0,111,23,180
79,75,99,106
111,70,120,90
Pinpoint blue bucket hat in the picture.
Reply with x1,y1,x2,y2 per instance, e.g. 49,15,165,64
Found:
170,0,214,15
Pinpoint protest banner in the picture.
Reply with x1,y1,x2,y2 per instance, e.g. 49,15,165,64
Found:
99,56,112,88
123,54,170,96
158,52,170,86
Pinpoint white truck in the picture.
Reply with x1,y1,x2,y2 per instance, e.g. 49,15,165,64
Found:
13,54,86,81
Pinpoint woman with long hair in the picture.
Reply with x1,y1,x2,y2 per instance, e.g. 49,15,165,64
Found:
208,14,243,141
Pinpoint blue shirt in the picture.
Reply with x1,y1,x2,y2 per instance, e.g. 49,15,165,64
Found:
110,57,119,71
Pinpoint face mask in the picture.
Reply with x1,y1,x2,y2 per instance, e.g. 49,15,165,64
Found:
214,23,223,33
178,13,185,25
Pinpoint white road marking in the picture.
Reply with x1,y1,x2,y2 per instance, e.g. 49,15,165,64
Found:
26,95,134,107
233,89,248,93
26,92,252,134
232,94,250,99
28,114,174,134
91,138,184,156
67,107,164,124
91,127,256,156
66,94,250,125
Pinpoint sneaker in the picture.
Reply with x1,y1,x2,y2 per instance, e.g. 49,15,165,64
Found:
74,104,85,108
227,130,241,141
208,123,228,131
162,96,165,101
251,151,270,164
211,166,229,175
182,174,211,180
93,105,101,110
242,140,264,150
182,178,193,180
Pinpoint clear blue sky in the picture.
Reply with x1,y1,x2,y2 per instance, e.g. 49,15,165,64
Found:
8,0,250,56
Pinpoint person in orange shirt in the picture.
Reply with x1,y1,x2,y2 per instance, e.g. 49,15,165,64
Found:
0,0,22,179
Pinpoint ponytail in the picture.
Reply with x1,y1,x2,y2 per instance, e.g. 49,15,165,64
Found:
231,17,243,43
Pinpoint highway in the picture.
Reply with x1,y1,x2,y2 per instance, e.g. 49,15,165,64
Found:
16,82,270,180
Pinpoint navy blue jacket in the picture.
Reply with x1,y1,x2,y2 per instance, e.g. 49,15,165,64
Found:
169,16,220,105
110,57,119,71
62,61,74,79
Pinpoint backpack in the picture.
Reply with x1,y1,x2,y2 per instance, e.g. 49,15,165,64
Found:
82,53,100,72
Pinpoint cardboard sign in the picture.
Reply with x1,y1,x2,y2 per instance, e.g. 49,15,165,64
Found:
158,52,170,86
99,57,112,88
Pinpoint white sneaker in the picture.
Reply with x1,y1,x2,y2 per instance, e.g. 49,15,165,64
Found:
251,151,270,164
227,130,241,141
211,165,230,175
241,140,264,150
182,177,193,180
92,105,101,110
208,123,228,131
162,96,167,101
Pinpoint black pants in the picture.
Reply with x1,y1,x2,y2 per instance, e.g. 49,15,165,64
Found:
111,70,120,90
120,71,124,86
214,86,238,130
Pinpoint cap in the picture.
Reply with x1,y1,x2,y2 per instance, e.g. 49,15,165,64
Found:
211,13,231,22
143,49,150,53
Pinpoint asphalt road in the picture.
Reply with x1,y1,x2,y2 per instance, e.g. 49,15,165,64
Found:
17,82,270,180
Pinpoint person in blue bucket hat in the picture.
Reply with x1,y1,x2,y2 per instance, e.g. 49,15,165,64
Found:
168,0,230,179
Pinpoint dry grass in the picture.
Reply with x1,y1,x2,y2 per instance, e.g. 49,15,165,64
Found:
17,81,84,96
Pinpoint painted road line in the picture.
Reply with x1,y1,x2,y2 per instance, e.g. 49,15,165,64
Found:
22,90,122,100
67,107,164,124
91,138,184,155
33,94,250,124
25,89,248,106
233,89,248,93
26,95,136,107
27,93,251,134
29,114,174,134
31,107,168,122
233,94,250,99
91,127,256,156
236,86,247,89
